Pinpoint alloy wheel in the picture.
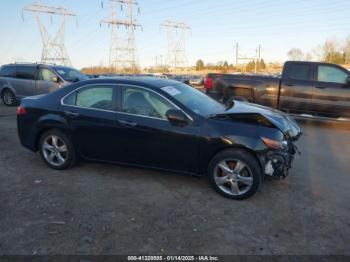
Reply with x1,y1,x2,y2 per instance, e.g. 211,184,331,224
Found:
213,159,253,196
3,90,14,105
42,135,68,167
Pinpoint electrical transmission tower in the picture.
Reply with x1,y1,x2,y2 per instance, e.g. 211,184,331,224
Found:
23,2,77,66
161,21,191,70
101,0,142,72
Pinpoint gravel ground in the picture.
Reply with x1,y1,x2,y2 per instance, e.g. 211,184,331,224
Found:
0,103,350,255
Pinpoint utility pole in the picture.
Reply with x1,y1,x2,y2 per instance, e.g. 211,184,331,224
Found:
160,55,163,67
23,2,77,66
235,42,262,73
235,42,239,67
100,0,142,73
255,44,261,73
161,21,191,71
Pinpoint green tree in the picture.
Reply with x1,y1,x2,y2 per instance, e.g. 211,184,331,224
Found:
196,59,205,71
246,60,256,72
259,59,266,70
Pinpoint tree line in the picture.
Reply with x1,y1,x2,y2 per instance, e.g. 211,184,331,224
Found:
195,59,266,72
287,36,350,64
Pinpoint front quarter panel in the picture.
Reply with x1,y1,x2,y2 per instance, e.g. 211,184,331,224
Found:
199,118,284,174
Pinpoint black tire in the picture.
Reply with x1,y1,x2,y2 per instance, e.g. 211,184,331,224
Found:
223,88,253,104
39,129,76,170
1,89,18,106
208,148,261,200
231,96,249,102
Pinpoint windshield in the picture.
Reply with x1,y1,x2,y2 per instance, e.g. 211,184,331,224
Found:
54,67,89,82
161,83,225,117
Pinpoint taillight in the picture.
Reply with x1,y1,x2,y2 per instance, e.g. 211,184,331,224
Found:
204,76,213,89
17,105,27,115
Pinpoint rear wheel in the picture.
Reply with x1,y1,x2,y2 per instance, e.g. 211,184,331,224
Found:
223,88,253,104
2,89,17,106
208,149,261,200
39,129,76,170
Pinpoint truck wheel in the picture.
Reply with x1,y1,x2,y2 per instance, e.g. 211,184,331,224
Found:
208,149,261,200
39,129,77,170
231,96,249,102
224,88,253,104
224,96,249,106
1,89,18,106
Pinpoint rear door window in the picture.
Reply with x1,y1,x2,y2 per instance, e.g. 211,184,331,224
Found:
63,85,115,111
285,64,311,81
16,66,36,80
0,66,16,78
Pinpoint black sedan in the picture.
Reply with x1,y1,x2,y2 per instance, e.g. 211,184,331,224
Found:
17,77,302,200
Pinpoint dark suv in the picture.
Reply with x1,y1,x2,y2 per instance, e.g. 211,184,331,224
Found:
0,63,89,106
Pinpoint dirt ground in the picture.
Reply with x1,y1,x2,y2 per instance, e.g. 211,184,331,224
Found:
0,103,350,255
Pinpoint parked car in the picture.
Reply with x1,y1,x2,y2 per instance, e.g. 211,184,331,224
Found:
165,74,190,85
205,61,350,119
17,78,301,200
0,63,89,106
189,75,204,86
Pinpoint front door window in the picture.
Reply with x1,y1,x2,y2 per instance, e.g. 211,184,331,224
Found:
317,65,348,84
122,87,176,119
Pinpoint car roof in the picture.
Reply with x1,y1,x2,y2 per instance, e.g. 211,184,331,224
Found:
76,76,181,89
3,63,58,68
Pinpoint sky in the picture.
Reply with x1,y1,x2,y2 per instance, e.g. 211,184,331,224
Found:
0,0,350,69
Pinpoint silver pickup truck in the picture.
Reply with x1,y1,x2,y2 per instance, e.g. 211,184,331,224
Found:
0,63,89,106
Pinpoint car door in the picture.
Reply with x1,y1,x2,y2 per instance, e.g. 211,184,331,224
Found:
60,84,120,161
279,62,315,114
13,65,37,97
312,64,350,118
36,67,61,95
114,85,200,174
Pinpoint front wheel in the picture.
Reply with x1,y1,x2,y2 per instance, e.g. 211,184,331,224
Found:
208,149,261,200
39,129,76,170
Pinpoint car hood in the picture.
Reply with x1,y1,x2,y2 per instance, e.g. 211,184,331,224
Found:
214,101,302,140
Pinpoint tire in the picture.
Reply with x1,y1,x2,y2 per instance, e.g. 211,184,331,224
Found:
39,129,76,170
1,89,18,106
224,88,253,104
208,148,261,200
231,96,249,102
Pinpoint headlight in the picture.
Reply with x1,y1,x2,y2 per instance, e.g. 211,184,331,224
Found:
261,137,288,150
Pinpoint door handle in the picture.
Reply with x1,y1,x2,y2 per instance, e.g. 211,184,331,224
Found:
285,83,294,87
118,120,137,127
315,86,326,89
64,111,79,118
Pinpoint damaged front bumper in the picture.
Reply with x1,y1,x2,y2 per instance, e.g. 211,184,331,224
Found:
263,141,299,178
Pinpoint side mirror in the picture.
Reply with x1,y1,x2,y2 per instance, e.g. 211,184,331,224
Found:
347,75,350,84
165,109,189,126
52,76,59,83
